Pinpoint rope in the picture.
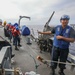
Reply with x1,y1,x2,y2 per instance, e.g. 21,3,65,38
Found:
37,56,75,66
43,60,75,66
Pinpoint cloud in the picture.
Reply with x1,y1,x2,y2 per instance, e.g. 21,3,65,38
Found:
0,0,75,25
52,1,75,24
0,0,25,19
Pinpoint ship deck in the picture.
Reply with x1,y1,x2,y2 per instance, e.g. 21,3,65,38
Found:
10,35,75,75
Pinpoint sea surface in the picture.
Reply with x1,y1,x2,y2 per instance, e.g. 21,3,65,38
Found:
27,25,44,38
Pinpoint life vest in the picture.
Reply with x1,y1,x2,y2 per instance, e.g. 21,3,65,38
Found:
53,25,71,49
12,29,20,36
11,26,15,34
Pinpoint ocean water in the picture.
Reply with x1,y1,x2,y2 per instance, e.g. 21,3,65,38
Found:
27,25,44,38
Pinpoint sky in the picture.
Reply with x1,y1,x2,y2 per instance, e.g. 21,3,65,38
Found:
0,0,75,26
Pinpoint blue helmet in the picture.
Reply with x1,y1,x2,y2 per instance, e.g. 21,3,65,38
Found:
8,22,11,25
14,23,18,27
60,15,70,20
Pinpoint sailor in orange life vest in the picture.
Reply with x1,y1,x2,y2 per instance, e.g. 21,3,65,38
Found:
12,26,21,50
38,15,75,75
0,19,15,58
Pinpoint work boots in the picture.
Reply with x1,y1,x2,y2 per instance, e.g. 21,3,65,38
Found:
58,69,65,75
15,46,19,51
18,44,22,47
11,54,15,58
50,67,55,75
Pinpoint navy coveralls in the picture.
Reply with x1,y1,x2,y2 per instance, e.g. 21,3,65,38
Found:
51,25,73,69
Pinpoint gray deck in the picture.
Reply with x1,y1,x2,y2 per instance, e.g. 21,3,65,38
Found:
9,36,75,75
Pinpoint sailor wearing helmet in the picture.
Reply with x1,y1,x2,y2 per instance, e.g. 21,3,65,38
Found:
38,15,75,75
0,19,15,58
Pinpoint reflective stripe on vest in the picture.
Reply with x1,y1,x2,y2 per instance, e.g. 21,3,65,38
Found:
53,25,71,49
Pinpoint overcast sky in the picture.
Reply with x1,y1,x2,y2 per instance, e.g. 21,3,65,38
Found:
0,0,75,26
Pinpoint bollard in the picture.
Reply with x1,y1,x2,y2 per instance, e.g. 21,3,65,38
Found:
26,36,32,45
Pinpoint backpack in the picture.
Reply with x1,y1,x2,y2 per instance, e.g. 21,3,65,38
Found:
4,27,10,37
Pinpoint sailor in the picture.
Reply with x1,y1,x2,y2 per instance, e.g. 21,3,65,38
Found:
6,23,13,43
12,25,21,50
38,15,75,75
0,19,15,58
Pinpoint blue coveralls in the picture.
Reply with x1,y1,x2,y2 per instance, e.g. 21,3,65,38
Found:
51,25,71,69
13,36,20,46
8,30,12,42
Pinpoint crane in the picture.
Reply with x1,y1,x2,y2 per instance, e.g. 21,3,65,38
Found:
18,16,31,28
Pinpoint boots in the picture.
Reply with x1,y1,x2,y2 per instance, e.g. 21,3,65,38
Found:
50,67,55,75
18,44,22,47
11,54,15,58
58,69,65,75
15,46,19,51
